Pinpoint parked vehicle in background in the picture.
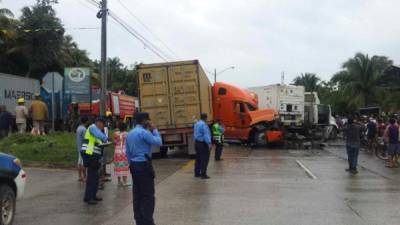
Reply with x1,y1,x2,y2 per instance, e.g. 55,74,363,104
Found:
0,73,40,116
137,60,280,156
0,152,26,225
77,91,136,123
359,107,381,117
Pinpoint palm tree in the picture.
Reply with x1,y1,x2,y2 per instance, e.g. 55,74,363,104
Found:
292,73,320,92
0,0,14,18
331,52,392,108
0,0,15,41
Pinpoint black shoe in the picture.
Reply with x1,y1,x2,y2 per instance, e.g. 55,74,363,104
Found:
345,168,351,172
94,197,103,201
194,174,201,178
215,159,223,161
201,175,211,179
350,170,358,174
86,200,98,205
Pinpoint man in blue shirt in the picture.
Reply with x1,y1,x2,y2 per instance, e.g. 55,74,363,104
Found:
194,113,212,179
126,112,162,225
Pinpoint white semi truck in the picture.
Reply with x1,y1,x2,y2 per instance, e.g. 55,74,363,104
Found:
248,84,338,139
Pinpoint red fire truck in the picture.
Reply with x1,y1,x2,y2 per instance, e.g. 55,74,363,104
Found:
78,91,136,122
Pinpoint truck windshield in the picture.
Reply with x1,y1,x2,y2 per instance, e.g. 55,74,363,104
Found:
246,103,256,111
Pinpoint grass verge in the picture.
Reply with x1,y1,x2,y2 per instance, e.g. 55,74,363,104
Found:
0,132,114,168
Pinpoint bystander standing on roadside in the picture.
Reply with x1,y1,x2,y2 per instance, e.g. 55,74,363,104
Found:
194,113,212,179
366,118,377,151
0,105,13,139
15,98,28,134
343,117,362,174
29,93,48,135
76,116,89,182
383,118,399,168
126,112,162,225
113,122,130,186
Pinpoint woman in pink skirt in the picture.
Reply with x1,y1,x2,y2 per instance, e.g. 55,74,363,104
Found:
113,123,130,186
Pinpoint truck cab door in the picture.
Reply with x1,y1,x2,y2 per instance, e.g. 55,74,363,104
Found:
233,102,250,138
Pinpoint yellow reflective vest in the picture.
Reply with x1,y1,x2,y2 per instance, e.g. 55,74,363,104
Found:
212,123,224,143
81,125,103,156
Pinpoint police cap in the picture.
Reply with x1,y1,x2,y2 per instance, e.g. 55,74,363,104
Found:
95,116,106,123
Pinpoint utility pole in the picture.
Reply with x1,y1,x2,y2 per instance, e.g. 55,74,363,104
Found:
99,0,108,117
214,68,217,83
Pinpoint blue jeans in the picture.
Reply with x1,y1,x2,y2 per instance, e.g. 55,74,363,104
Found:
346,145,359,171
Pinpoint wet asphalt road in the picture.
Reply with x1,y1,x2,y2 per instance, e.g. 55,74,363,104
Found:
14,142,400,225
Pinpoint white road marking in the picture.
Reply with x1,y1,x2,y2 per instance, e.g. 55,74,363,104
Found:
295,159,318,180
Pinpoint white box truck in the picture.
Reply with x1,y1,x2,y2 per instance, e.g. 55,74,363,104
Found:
249,84,305,126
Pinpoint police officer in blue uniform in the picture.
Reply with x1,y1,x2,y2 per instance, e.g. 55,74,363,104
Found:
81,117,109,205
126,112,162,225
194,113,212,179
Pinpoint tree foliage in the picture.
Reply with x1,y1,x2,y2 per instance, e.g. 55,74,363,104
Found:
0,1,138,97
0,0,92,79
292,73,320,92
331,53,393,110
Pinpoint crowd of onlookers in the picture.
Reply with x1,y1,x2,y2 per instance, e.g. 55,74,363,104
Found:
0,94,49,139
338,114,400,169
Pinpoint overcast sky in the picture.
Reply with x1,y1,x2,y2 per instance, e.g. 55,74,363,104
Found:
3,0,400,87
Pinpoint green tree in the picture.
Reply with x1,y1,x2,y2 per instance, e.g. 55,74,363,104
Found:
0,0,14,18
10,0,65,78
292,73,320,92
331,52,393,109
62,35,93,68
0,0,15,41
107,57,138,96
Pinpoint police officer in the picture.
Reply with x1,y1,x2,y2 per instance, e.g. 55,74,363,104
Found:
126,112,162,225
81,117,109,205
212,119,225,161
194,113,212,179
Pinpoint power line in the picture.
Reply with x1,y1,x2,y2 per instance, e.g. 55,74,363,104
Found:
116,0,179,59
81,0,172,61
108,12,170,62
77,0,98,13
109,11,174,61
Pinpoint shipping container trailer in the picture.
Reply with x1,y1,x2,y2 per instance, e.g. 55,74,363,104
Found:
137,60,213,156
0,73,40,115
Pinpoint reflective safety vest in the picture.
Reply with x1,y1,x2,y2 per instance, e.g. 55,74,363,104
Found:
81,125,103,156
212,123,224,143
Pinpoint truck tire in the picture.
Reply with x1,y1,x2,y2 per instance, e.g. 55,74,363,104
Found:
160,147,168,158
0,184,16,225
253,130,268,147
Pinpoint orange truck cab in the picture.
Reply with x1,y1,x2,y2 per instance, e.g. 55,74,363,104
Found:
212,82,281,146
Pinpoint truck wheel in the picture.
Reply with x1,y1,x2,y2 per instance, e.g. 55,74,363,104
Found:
160,147,168,158
0,184,16,225
253,130,267,147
